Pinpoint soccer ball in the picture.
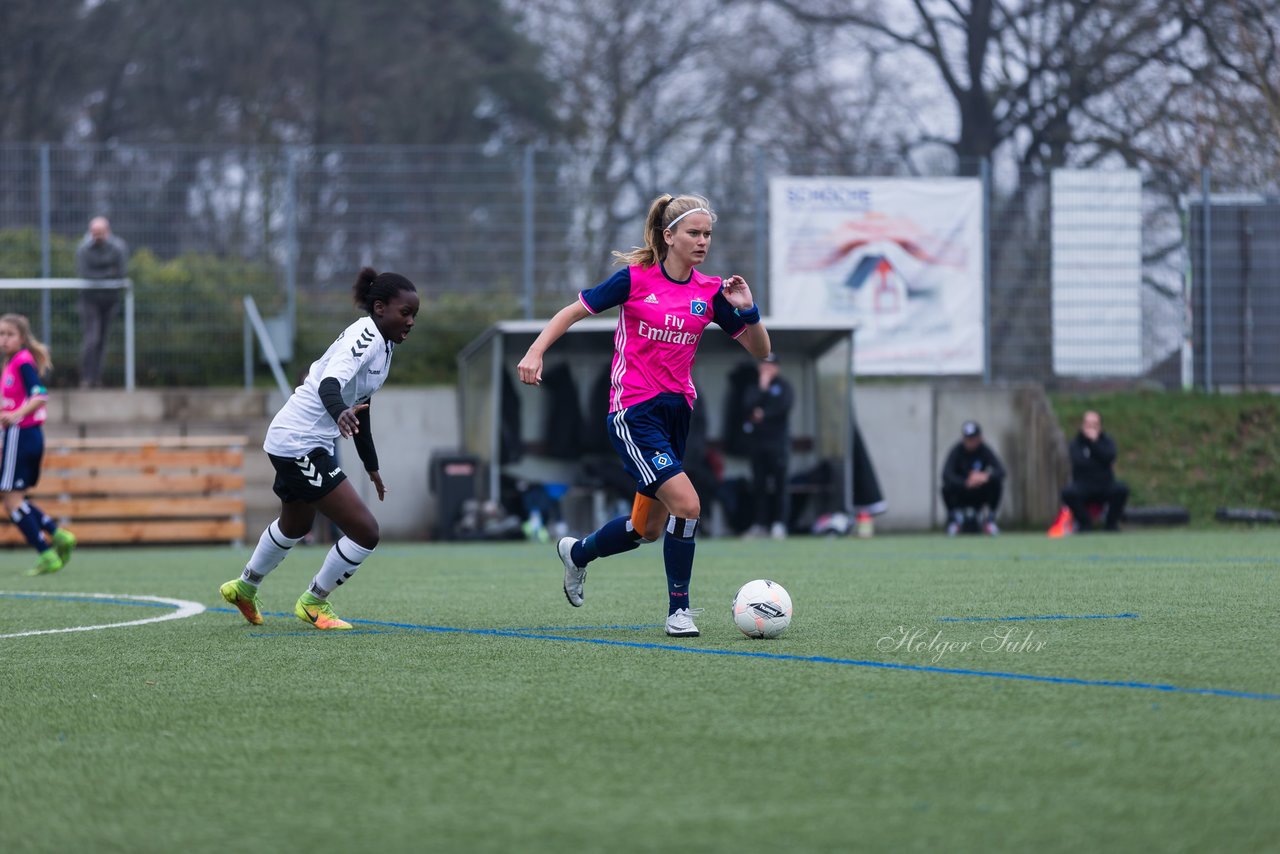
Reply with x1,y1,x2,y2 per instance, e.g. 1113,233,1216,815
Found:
732,579,793,638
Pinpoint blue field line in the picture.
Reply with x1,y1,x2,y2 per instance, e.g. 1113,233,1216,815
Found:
345,618,1280,702
25,600,1280,702
247,629,392,637
862,552,1274,566
0,592,175,609
938,613,1140,623
509,624,665,632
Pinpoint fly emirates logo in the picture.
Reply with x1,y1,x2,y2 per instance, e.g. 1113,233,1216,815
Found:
637,313,701,346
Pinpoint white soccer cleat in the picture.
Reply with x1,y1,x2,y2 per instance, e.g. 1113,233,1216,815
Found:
665,607,703,638
557,536,586,607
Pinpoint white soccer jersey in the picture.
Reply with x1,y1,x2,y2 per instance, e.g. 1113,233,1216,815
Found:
264,316,394,459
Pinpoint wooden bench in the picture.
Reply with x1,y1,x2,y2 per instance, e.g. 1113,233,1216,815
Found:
0,435,247,546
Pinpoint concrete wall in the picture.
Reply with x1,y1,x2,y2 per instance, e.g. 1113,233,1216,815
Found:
47,382,1062,538
855,382,1067,532
45,388,276,437
853,384,935,530
337,387,461,540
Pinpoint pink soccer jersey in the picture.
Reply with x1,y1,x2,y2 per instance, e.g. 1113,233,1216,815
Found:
1,349,47,428
579,264,746,412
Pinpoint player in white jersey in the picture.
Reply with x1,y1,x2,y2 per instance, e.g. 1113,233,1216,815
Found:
220,267,419,630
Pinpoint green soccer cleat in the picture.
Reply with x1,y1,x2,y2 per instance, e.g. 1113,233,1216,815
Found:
294,592,352,630
26,549,64,577
220,578,265,626
51,528,77,566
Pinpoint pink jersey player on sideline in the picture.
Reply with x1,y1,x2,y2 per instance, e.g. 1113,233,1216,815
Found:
517,193,771,638
0,313,77,576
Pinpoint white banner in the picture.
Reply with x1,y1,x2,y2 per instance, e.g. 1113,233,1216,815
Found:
769,177,985,375
1051,169,1142,377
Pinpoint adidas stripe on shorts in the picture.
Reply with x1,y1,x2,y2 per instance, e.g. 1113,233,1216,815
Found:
606,392,690,498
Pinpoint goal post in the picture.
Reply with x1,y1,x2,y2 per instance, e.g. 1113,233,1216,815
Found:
0,278,135,390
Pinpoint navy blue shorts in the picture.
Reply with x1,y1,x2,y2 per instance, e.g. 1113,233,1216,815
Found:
0,424,44,492
607,393,690,498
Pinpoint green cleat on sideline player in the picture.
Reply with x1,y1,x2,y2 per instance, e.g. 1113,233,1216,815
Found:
51,528,77,566
25,548,63,576
294,591,352,630
219,578,264,625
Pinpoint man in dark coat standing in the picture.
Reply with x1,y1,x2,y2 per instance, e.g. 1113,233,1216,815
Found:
75,216,129,388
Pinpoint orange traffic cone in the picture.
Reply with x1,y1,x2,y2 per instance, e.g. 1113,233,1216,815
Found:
1047,506,1075,538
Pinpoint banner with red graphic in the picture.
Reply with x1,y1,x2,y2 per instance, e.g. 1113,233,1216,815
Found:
768,177,984,375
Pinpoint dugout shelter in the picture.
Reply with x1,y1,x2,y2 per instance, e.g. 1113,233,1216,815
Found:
456,318,858,532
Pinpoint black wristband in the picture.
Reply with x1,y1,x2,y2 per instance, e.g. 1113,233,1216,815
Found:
734,304,761,325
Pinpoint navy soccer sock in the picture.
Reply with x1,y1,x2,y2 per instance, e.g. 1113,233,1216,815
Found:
10,502,51,552
26,500,59,535
572,515,642,566
663,516,698,615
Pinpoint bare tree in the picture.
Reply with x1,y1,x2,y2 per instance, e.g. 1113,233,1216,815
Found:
1170,0,1280,190
511,0,729,291
756,0,1198,175
511,0,903,299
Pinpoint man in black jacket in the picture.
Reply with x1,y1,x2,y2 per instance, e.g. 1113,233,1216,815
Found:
941,421,1006,535
1062,410,1128,531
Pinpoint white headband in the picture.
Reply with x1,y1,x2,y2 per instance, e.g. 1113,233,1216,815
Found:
666,207,710,230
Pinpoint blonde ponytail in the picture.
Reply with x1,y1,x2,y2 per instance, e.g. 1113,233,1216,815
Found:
612,194,716,268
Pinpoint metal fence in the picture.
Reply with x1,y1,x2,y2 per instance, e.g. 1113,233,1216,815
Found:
0,142,1272,389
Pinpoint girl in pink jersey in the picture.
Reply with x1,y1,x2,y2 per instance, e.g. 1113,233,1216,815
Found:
517,194,771,637
0,314,76,575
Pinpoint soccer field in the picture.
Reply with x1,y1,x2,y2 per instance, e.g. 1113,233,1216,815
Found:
3,531,1277,853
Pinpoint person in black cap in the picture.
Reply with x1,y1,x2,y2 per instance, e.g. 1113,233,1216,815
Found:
940,420,1006,535
741,352,794,539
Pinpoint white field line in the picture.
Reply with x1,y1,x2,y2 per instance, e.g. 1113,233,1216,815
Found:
0,592,206,639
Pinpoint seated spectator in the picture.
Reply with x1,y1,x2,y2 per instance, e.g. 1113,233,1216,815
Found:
941,420,1006,536
518,481,568,543
786,423,887,538
1061,410,1129,532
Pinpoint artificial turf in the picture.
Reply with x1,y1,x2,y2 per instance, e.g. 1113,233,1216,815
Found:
2,531,1277,853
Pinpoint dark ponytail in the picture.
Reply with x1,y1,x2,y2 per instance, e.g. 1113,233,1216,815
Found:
352,266,417,312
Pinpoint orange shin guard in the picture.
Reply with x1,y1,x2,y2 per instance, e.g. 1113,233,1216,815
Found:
630,493,666,541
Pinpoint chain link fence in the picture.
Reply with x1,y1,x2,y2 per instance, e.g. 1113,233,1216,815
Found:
0,142,1271,389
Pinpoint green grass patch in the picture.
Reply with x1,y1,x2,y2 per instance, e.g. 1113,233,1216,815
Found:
2,533,1277,852
1051,390,1280,527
